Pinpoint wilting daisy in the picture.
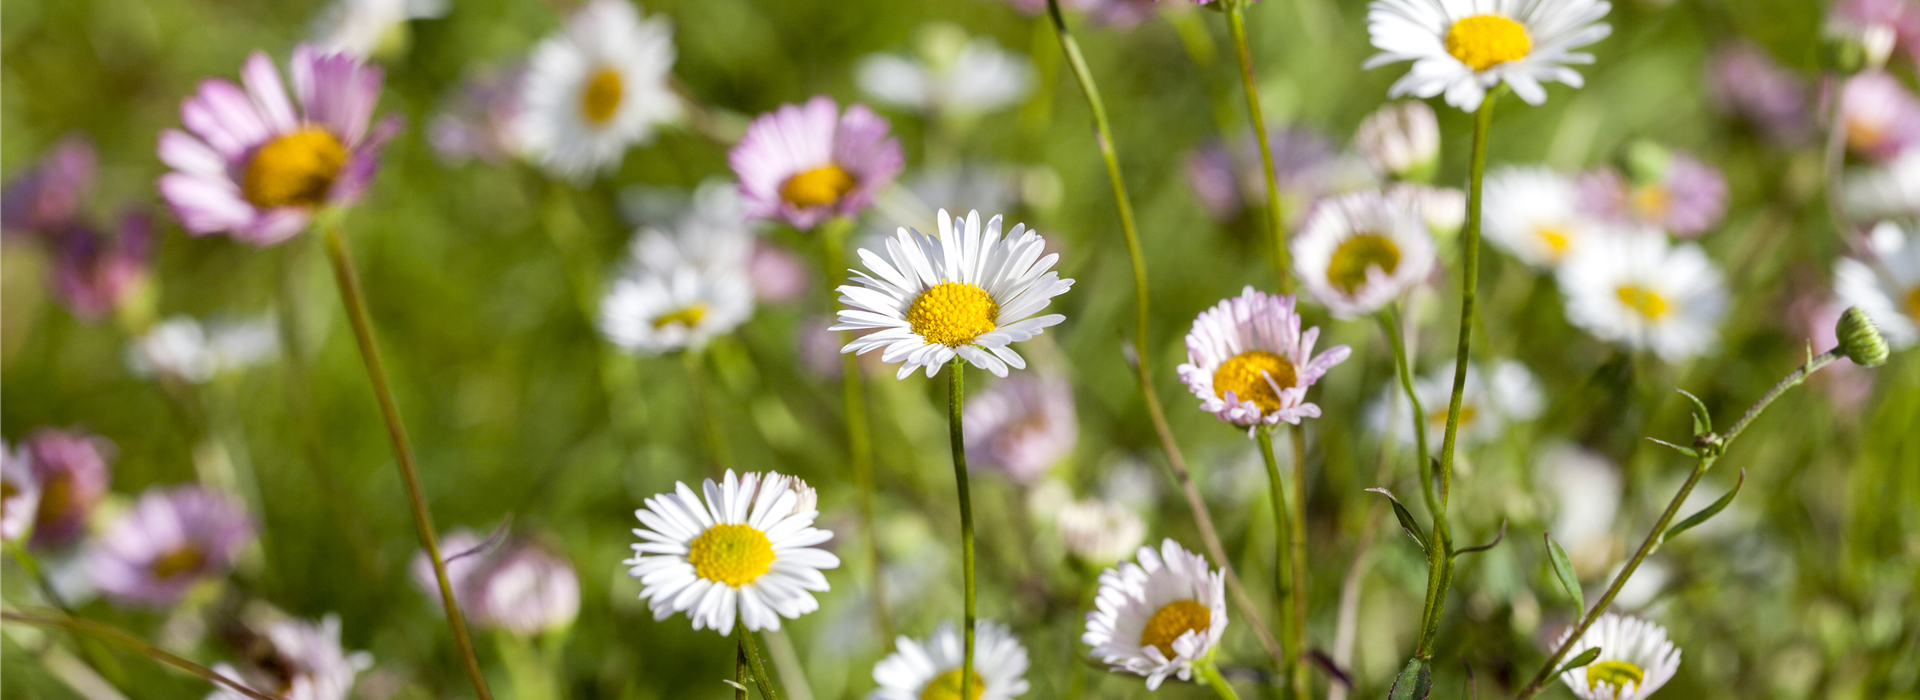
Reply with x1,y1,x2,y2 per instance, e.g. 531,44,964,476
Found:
1,443,38,543
1083,539,1228,689
1555,614,1682,700
209,614,373,700
599,221,754,355
24,428,113,549
1367,360,1544,451
517,0,681,179
626,470,838,633
834,210,1073,379
309,0,447,59
1835,222,1920,348
129,315,280,384
857,29,1034,119
731,96,904,231
1355,101,1441,181
963,373,1078,484
1056,498,1146,566
869,620,1031,700
158,45,395,246
1293,190,1438,318
1178,287,1352,436
1365,0,1613,111
1558,229,1727,360
1483,166,1601,268
87,486,254,607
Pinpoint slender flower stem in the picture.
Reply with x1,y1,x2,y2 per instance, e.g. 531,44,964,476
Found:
1380,306,1436,511
736,623,781,700
1043,0,1286,666
820,218,890,641
1255,429,1305,693
1198,660,1245,700
321,219,493,700
683,348,734,473
1514,350,1843,700
735,639,748,700
3,610,282,700
945,358,978,700
9,545,125,686
1226,3,1292,292
1286,423,1310,699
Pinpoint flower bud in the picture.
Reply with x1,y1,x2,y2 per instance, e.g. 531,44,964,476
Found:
1356,101,1440,182
1836,306,1891,367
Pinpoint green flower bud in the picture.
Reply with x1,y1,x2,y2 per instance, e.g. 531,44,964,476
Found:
1836,306,1890,367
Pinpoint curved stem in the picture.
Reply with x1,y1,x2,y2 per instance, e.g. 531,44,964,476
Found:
3,610,281,700
322,220,493,700
1226,4,1292,291
820,219,890,641
946,359,977,700
1199,660,1245,700
683,348,734,473
736,624,781,700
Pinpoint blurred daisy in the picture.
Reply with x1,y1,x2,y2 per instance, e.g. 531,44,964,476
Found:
129,315,280,384
1293,190,1438,318
731,96,904,230
1835,223,1920,348
2,135,95,235
42,214,154,324
475,541,581,636
599,222,754,355
1387,182,1468,238
1177,287,1352,436
833,210,1074,379
1365,0,1613,111
1557,229,1728,360
626,470,839,632
1554,614,1682,700
1184,126,1377,225
1844,147,1920,219
429,64,528,165
1827,0,1920,68
408,527,493,613
518,0,681,179
87,486,254,607
1705,43,1811,146
309,0,447,59
208,614,372,700
24,428,113,549
2,442,38,543
1839,72,1920,161
1355,101,1440,181
1577,148,1728,238
857,27,1034,119
158,45,396,246
1484,166,1599,268
1367,360,1544,451
1056,498,1146,567
869,620,1031,700
1083,539,1228,690
963,373,1078,484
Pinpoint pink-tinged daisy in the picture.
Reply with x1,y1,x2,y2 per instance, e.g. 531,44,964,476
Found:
209,614,373,700
157,45,397,246
1828,0,1920,68
87,485,255,607
963,373,1078,484
1705,43,1811,146
2,135,96,235
1177,287,1352,436
1577,148,1729,238
1292,190,1439,318
1840,71,1920,161
43,213,153,324
730,96,904,231
2,442,39,544
1082,539,1228,690
24,428,113,549
474,542,580,636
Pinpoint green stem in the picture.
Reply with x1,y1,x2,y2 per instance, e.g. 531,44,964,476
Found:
1226,4,1292,291
735,638,748,700
8,545,126,686
1286,423,1310,699
1254,430,1295,669
820,218,890,641
2,610,280,700
683,347,734,473
321,219,493,700
946,358,977,700
737,624,781,700
1198,660,1245,700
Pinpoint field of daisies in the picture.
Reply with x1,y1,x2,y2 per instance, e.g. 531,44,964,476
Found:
4,0,1919,698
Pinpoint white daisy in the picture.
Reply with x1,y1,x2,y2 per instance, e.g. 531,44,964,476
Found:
518,0,681,179
625,470,839,633
208,614,373,700
857,29,1035,119
599,222,754,355
1055,498,1146,567
1556,228,1728,360
833,209,1074,379
1366,359,1544,451
1483,166,1600,268
1083,539,1228,690
1845,148,1920,220
309,0,447,59
1365,0,1613,111
1355,100,1441,180
1177,287,1353,436
1387,182,1468,238
127,315,280,384
1293,190,1439,318
1,441,38,544
1835,222,1920,349
868,620,1031,700
1555,613,1682,700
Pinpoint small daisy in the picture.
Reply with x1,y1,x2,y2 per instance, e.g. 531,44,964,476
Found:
43,214,154,324
1355,101,1441,181
1177,287,1352,436
475,541,581,636
857,29,1034,118
833,210,1074,379
129,315,280,384
731,96,904,231
1387,182,1467,238
1293,190,1439,318
1555,614,1682,700
2,442,39,543
1367,360,1544,451
1365,0,1613,111
599,222,755,355
626,470,839,633
963,373,1078,484
1577,148,1728,238
208,614,373,700
1840,71,1920,161
1557,228,1728,360
869,620,1031,700
1083,539,1228,690
24,428,113,549
517,0,681,179
87,485,255,607
1055,498,1146,567
1835,222,1920,349
1483,166,1601,268
309,0,447,60
158,45,396,246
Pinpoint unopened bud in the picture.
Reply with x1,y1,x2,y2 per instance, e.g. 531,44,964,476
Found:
1356,101,1440,183
1836,306,1890,367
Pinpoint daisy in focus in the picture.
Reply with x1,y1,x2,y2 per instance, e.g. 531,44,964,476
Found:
731,96,904,231
1365,0,1613,111
1367,360,1544,451
1083,539,1228,690
1556,228,1728,360
87,485,255,607
1835,222,1920,348
158,45,395,246
1483,166,1601,268
625,470,838,633
208,614,373,700
1292,190,1439,318
518,0,681,179
833,209,1074,379
868,620,1031,700
1178,287,1352,436
1555,613,1682,700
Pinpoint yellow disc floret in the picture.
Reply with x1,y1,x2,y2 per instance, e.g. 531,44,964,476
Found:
653,303,709,330
243,128,347,209
1326,234,1404,294
1615,285,1670,320
918,668,986,700
1535,224,1573,258
908,282,999,347
151,547,205,580
1446,14,1532,71
581,67,625,125
1213,350,1298,415
687,523,776,587
780,164,856,208
1585,660,1646,698
1904,285,1920,321
1139,599,1212,659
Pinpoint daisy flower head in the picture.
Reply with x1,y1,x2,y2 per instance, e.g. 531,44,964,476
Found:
1083,539,1228,689
1555,613,1682,700
474,542,581,636
518,0,681,180
869,620,1031,700
1055,497,1146,566
856,26,1034,119
24,427,113,549
598,226,754,356
1177,287,1353,436
963,373,1078,484
309,0,448,60
833,209,1074,379
1839,71,1920,161
158,45,396,246
87,485,255,607
129,314,280,384
626,470,838,633
2,134,95,235
2,442,38,544
209,614,373,700
1293,189,1439,318
1355,100,1441,181
1484,166,1600,268
1835,222,1920,349
732,96,904,231
1365,0,1613,111
1557,228,1728,360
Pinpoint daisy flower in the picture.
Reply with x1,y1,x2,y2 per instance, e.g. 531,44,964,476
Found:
599,221,755,355
158,45,395,246
1367,360,1544,451
1839,71,1920,160
1365,0,1613,111
209,614,373,700
1355,101,1441,181
309,0,447,60
869,620,1031,700
857,29,1034,119
87,486,255,607
1292,190,1439,318
1557,229,1728,360
1083,539,1228,690
1554,614,1682,700
1387,182,1468,238
1483,166,1600,268
1705,43,1811,147
626,470,839,633
963,373,1078,484
1845,147,1920,219
1177,287,1352,436
1577,144,1728,238
1055,497,1146,566
2,442,39,544
2,135,95,235
474,542,580,636
42,214,154,324
129,315,280,384
833,209,1074,379
731,96,904,231
23,428,113,549
429,64,528,165
517,0,681,179
1835,222,1920,349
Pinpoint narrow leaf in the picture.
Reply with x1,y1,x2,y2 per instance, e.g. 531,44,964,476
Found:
1677,389,1712,435
1662,468,1746,545
1388,658,1432,700
721,680,749,692
1308,649,1353,688
1367,487,1428,553
1463,662,1477,700
1552,646,1604,677
1454,519,1507,557
1643,437,1697,458
1544,531,1583,613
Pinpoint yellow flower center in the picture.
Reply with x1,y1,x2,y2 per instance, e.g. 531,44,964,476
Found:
1426,403,1477,431
1446,14,1532,71
34,474,73,530
1213,350,1298,415
1905,285,1920,321
1615,284,1670,320
1140,599,1212,659
1535,225,1573,258
1631,185,1671,220
1585,660,1646,698
1326,234,1403,294
687,523,776,587
779,165,857,208
243,128,347,209
581,67,624,125
652,303,709,330
151,547,205,580
907,282,999,347
918,668,986,700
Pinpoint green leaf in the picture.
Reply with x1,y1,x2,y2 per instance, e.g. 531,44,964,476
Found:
1643,437,1697,458
1366,487,1428,553
1677,389,1712,436
1544,532,1583,613
1553,647,1604,677
1388,658,1432,700
1662,469,1746,545
1453,519,1507,558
